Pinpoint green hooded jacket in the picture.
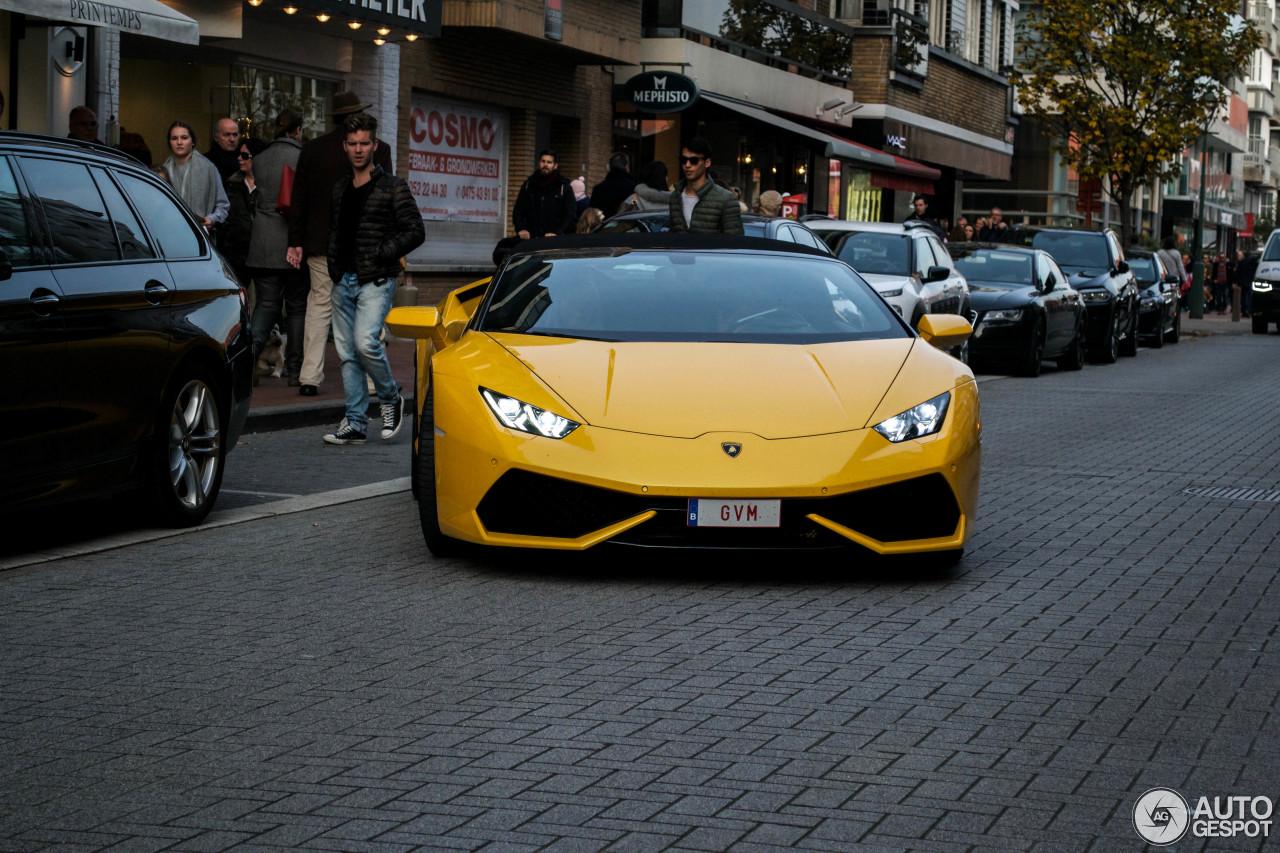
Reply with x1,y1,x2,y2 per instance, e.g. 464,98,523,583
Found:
667,176,744,235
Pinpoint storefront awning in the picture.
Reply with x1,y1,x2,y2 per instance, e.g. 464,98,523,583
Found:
3,0,200,44
702,93,897,169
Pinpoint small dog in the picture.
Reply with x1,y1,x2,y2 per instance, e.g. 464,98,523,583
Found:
256,327,287,379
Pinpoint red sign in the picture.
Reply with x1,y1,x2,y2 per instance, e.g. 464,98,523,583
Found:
1241,212,1255,238
1076,178,1102,214
781,193,807,219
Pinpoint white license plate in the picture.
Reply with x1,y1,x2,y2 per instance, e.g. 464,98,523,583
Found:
687,499,781,528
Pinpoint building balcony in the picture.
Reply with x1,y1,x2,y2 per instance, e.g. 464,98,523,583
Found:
1245,151,1277,187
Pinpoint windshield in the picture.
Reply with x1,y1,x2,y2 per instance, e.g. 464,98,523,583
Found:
1264,233,1280,261
597,216,666,234
479,249,907,344
1127,256,1158,284
951,248,1034,288
1031,231,1110,272
833,232,910,275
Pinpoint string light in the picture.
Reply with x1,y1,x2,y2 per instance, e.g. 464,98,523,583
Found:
405,33,418,41
373,37,386,45
282,5,297,13
316,12,330,21
348,20,361,28
377,26,390,35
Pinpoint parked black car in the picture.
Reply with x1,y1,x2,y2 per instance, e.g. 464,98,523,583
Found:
597,211,834,253
1009,227,1139,363
0,132,253,525
1126,248,1181,347
947,243,1086,376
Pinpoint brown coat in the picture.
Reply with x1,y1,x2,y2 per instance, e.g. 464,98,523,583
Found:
287,126,393,256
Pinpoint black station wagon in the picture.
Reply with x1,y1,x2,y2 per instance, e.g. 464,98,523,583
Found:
0,132,253,525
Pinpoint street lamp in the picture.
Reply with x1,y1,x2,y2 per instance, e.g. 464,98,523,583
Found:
1189,126,1211,320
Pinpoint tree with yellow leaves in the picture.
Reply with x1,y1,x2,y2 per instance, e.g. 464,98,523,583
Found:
1015,0,1261,246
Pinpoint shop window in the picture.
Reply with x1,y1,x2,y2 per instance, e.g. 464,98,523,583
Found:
229,66,337,143
18,159,119,264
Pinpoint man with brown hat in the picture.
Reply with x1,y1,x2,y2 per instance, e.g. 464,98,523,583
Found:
286,90,394,396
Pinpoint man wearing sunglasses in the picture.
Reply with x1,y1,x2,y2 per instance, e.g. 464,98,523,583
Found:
667,137,743,235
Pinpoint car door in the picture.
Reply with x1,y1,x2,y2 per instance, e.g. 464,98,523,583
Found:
15,156,174,487
1036,252,1068,350
0,155,69,497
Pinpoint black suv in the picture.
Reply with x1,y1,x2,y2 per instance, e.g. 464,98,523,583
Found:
0,133,252,524
1009,227,1140,363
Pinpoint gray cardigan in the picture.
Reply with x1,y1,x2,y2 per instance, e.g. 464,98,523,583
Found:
245,136,303,269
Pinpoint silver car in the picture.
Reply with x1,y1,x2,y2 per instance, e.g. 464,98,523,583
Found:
805,220,970,330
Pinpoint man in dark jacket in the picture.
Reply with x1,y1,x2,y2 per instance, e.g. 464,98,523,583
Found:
205,118,242,180
321,113,426,446
667,137,743,235
905,195,946,239
513,149,578,238
286,90,394,396
588,151,637,217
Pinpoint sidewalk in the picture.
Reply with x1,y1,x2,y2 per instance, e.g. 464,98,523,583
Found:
245,337,416,433
1180,309,1262,337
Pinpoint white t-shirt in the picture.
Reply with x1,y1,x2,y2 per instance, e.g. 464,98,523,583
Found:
681,190,698,226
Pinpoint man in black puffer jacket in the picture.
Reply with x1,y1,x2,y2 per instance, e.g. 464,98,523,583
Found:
322,113,426,447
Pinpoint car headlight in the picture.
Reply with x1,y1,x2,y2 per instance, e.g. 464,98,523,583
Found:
1080,290,1111,303
1141,296,1161,308
1255,281,1274,293
480,388,580,439
982,308,1023,323
877,287,904,297
873,392,950,443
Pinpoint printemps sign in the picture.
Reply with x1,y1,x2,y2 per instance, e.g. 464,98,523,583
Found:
622,71,700,114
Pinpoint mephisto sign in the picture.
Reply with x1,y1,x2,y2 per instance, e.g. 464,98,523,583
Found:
622,71,700,114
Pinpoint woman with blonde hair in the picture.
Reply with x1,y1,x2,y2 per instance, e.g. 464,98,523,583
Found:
576,207,605,233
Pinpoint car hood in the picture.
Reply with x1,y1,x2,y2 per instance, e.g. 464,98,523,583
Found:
492,335,916,439
970,284,1037,310
858,272,913,292
1066,270,1115,292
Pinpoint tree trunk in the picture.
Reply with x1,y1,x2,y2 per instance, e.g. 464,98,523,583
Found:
1112,178,1134,248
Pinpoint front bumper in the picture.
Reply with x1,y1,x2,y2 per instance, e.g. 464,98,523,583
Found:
1081,300,1115,347
1253,284,1280,321
430,374,981,553
968,312,1033,361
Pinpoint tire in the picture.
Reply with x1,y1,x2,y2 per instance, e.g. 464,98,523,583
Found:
151,370,225,527
1254,315,1268,334
1016,318,1044,377
417,382,465,557
1149,314,1165,349
1094,310,1119,364
1119,304,1138,357
1057,321,1085,371
1166,310,1181,344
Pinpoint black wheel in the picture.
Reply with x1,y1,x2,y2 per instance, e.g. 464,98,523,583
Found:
1149,314,1165,349
1057,320,1085,371
151,370,225,527
1119,305,1138,357
1254,315,1268,334
1016,318,1044,377
417,382,465,557
1094,310,1119,364
1165,310,1180,344
409,358,420,500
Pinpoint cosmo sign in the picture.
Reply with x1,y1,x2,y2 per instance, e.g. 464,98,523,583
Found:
408,95,506,223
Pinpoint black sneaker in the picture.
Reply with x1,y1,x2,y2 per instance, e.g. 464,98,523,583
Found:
323,422,366,445
381,394,405,440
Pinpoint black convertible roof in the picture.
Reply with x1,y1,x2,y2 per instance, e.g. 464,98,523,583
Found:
510,231,835,259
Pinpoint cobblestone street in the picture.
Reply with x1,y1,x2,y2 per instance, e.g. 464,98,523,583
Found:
2,332,1278,852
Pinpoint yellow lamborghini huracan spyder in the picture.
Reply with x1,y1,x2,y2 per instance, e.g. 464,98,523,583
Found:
387,234,980,561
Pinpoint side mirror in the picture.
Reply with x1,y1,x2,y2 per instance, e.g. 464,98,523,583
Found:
386,306,441,339
917,313,972,349
923,265,950,283
1112,260,1130,276
1042,273,1056,292
0,246,11,282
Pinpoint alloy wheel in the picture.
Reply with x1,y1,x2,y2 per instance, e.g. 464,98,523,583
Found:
167,379,221,511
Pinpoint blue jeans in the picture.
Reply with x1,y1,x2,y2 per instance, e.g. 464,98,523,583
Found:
331,273,398,431
250,267,308,378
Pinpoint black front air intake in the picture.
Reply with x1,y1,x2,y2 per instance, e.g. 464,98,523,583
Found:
476,470,961,547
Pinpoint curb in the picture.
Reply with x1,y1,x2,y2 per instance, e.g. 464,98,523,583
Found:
245,390,416,433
